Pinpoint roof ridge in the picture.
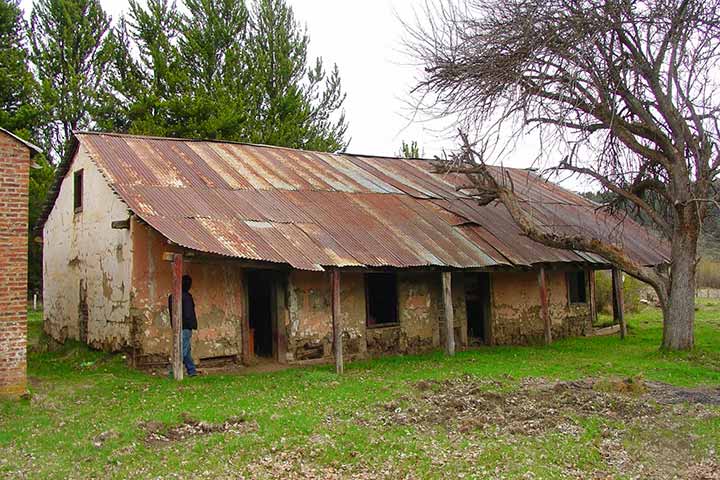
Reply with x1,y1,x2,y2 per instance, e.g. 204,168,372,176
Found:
73,130,531,170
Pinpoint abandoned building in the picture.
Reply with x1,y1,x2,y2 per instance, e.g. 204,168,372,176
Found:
37,132,667,368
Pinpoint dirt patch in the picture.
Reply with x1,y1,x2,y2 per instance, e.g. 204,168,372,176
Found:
140,412,257,444
367,376,659,435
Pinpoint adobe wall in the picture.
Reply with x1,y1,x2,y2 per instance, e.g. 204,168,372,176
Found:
43,146,133,351
130,221,245,365
286,270,468,362
490,270,591,344
0,132,30,397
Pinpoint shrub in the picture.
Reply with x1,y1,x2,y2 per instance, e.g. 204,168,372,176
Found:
594,270,645,315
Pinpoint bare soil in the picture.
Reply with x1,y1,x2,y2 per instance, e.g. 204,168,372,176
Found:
139,412,257,444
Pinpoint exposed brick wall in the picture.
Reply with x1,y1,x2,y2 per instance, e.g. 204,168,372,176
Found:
0,132,30,398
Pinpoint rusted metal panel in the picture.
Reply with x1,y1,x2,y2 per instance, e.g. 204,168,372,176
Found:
73,132,670,271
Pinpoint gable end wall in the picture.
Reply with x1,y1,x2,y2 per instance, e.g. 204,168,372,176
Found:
43,147,133,350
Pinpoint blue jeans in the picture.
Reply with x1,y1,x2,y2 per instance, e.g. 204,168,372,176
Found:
182,329,197,376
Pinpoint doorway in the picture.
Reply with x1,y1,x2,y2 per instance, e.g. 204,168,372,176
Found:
247,271,275,358
466,273,491,345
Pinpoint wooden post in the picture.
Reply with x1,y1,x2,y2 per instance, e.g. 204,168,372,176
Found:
442,271,455,355
538,266,551,345
171,254,183,381
587,267,597,327
612,267,626,339
241,271,251,365
331,269,343,374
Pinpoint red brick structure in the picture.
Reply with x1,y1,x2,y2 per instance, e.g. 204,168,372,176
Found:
0,128,39,398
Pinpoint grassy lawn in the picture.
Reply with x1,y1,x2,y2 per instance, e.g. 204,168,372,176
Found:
2,303,720,479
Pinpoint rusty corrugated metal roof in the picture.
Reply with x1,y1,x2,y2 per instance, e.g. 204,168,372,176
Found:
68,132,668,271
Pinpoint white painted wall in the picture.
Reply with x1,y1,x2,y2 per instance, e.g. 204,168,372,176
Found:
43,146,134,349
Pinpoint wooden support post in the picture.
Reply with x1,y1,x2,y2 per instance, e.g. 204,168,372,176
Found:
538,266,551,345
331,269,343,374
587,267,597,327
171,254,183,381
612,267,626,339
442,271,455,356
241,271,251,365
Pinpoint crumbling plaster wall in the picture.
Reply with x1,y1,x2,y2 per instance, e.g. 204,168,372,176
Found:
286,270,468,362
130,221,244,365
490,269,591,344
43,147,133,350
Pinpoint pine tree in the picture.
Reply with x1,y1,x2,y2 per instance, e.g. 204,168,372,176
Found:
99,0,347,152
0,0,56,294
246,0,347,151
0,0,41,138
30,0,112,161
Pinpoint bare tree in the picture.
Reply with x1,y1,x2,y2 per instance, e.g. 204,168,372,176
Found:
408,0,720,350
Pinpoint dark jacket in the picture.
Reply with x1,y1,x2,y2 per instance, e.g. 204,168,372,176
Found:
168,291,198,330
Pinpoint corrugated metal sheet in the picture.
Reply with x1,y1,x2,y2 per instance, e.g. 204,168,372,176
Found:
75,132,669,271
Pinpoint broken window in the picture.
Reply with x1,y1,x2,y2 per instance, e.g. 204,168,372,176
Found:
73,169,83,213
567,271,588,304
365,273,398,327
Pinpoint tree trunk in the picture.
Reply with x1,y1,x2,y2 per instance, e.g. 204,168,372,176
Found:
661,230,697,350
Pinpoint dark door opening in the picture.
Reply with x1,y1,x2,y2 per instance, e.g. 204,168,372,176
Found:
247,271,275,358
466,273,491,345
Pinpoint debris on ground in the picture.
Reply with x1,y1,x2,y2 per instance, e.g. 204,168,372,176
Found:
140,412,257,444
364,375,661,435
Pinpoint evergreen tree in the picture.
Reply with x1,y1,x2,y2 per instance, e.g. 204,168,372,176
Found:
398,141,421,159
28,156,55,294
100,0,347,152
1,0,54,294
30,0,112,161
0,0,41,138
246,0,347,151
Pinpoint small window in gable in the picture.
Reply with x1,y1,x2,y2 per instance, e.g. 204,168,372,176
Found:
567,271,588,304
73,170,83,213
366,273,398,327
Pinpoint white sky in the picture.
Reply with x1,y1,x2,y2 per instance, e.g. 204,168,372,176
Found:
21,0,590,187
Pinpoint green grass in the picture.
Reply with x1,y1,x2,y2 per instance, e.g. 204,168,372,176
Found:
2,303,720,478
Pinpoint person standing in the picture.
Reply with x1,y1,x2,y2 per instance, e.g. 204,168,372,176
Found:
168,274,199,376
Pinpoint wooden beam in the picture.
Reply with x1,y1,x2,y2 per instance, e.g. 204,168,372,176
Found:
442,271,455,355
538,266,551,345
612,267,627,339
331,269,343,374
111,219,130,229
171,254,183,381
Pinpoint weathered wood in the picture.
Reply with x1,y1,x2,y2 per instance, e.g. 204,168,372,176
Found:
241,271,252,365
274,276,288,364
111,219,130,229
442,271,455,355
612,267,626,339
331,269,343,374
538,266,551,345
171,254,183,381
587,267,597,327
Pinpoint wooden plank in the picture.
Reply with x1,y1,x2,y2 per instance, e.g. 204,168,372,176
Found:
171,254,183,381
612,267,626,339
442,271,455,355
111,219,130,229
538,266,551,345
331,269,343,374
